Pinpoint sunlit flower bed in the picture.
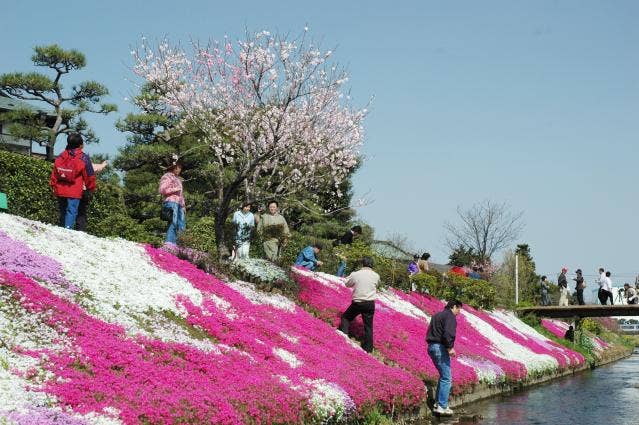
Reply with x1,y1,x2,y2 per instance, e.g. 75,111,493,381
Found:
0,212,607,423
0,213,424,424
291,268,588,391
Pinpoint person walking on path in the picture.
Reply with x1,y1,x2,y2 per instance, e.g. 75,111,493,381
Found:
596,267,607,305
159,156,186,244
408,254,419,276
624,283,638,305
417,253,430,273
257,201,291,261
232,201,256,260
540,275,550,306
598,269,614,305
408,254,420,291
573,269,586,305
338,257,379,353
294,244,323,271
558,267,570,306
333,225,363,277
50,133,96,230
426,299,463,416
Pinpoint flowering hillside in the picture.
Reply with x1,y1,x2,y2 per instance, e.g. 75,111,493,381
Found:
0,213,424,424
0,212,602,424
292,268,587,391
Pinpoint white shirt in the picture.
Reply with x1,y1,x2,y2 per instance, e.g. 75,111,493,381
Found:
602,276,613,292
345,267,379,302
597,272,606,288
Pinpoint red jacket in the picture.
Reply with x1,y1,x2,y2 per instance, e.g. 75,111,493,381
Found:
50,148,96,199
449,266,468,277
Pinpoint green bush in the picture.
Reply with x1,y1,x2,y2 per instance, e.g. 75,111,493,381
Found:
581,318,603,335
410,273,438,293
446,273,496,309
0,149,150,242
179,216,218,255
415,270,496,309
0,149,57,223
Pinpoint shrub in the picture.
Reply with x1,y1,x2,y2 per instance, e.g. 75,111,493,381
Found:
409,273,438,293
418,271,496,309
0,149,57,223
581,318,603,335
0,149,150,241
178,216,218,255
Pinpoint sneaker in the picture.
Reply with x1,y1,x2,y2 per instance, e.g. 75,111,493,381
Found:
433,405,454,416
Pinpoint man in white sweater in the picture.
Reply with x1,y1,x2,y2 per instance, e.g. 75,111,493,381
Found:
338,256,379,353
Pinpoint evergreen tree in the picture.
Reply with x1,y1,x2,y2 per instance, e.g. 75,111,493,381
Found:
114,84,359,252
0,45,116,160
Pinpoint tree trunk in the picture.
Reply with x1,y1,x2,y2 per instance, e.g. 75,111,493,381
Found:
215,207,231,260
46,144,55,161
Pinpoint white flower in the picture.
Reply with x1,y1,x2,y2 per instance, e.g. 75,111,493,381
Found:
273,347,303,368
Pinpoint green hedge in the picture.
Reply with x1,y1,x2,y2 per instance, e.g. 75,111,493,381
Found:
0,149,57,223
410,271,496,309
0,149,152,242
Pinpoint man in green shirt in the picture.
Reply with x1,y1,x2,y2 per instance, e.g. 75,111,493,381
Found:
257,200,291,261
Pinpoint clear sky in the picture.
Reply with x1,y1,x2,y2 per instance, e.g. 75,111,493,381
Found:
3,0,638,284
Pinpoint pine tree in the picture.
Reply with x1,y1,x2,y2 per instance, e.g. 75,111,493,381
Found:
0,45,116,160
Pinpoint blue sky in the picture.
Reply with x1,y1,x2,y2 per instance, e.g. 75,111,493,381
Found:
3,0,638,284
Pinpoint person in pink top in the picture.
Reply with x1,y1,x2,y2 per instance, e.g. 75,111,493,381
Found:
159,155,186,244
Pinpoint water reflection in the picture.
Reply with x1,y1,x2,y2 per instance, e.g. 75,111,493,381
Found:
454,350,639,425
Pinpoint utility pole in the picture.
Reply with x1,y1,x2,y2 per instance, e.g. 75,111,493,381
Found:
515,254,519,305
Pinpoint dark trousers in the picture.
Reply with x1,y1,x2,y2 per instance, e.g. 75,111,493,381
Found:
598,289,613,305
339,300,375,352
576,288,585,305
76,190,92,232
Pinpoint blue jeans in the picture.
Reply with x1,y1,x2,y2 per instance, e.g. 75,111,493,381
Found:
57,197,81,229
428,343,452,408
164,201,186,244
336,260,347,277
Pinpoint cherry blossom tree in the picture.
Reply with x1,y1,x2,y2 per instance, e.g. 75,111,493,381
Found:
132,29,366,256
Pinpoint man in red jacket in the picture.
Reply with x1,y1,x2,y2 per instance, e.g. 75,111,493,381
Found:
50,133,96,229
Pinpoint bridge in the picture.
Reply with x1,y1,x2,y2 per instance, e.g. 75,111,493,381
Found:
516,305,639,319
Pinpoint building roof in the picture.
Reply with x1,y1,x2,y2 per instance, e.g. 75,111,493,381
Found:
371,239,451,272
371,240,413,261
0,96,54,116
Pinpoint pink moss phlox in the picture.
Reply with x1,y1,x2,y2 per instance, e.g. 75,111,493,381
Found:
1,270,307,424
145,247,426,411
394,290,527,380
292,270,479,392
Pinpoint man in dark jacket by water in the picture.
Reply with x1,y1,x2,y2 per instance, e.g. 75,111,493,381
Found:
426,300,463,416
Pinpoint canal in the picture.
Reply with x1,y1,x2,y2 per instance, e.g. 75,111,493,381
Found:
442,349,639,425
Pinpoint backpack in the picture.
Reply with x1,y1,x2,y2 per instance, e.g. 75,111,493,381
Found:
54,153,79,183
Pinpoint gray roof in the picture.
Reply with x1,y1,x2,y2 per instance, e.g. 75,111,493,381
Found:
371,240,451,272
371,240,413,261
0,96,54,116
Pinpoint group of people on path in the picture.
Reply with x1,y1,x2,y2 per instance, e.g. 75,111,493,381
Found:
540,267,639,306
